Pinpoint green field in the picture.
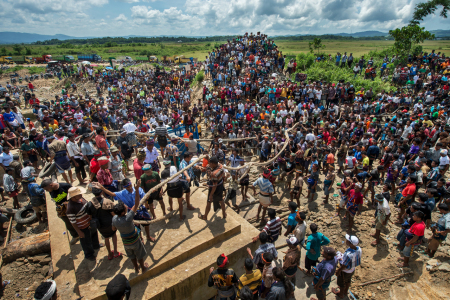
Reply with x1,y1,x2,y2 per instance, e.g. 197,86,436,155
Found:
1,40,449,62
275,40,450,58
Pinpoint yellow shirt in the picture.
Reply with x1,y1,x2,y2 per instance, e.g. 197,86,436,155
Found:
363,157,369,167
281,88,287,98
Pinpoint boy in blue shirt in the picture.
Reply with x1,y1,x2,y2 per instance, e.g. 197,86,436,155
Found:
285,202,298,236
305,223,330,275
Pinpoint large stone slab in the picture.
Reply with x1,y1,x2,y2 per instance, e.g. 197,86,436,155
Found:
72,190,242,300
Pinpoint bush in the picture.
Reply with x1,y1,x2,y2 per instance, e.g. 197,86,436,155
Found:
292,60,396,94
65,81,71,89
191,70,204,87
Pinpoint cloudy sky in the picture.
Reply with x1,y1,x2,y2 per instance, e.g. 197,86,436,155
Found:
0,0,449,37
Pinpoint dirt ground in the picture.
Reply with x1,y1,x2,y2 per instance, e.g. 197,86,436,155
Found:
1,68,449,299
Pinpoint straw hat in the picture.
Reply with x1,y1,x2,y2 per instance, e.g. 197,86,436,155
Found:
67,187,86,200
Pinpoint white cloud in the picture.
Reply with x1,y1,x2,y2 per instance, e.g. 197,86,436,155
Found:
0,0,448,37
115,13,128,21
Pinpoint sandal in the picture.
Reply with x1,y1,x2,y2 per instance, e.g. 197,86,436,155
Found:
114,252,123,258
107,254,114,260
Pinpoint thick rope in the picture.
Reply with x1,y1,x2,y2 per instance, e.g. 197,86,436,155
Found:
138,155,206,207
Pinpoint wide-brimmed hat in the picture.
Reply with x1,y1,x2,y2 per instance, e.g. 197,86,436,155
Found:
67,187,86,200
110,145,119,152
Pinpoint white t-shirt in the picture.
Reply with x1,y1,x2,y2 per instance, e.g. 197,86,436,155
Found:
123,122,137,133
74,112,84,123
305,133,315,142
440,155,449,167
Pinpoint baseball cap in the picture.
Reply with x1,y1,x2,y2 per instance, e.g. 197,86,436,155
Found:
345,234,359,246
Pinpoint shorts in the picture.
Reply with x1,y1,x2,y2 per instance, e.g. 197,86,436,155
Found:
259,193,271,207
148,188,163,202
181,181,191,193
338,157,345,167
308,185,316,193
337,271,354,287
428,238,442,251
9,190,19,197
167,182,183,198
324,185,331,196
124,239,147,260
207,184,224,203
158,136,168,148
305,256,317,271
375,219,385,230
32,204,47,214
239,175,249,186
403,243,418,258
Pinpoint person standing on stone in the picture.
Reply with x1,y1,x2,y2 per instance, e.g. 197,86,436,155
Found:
112,179,149,274
160,160,185,221
251,169,274,224
332,235,362,299
40,179,79,244
143,139,161,173
199,156,226,220
47,134,74,184
66,186,101,261
92,179,155,243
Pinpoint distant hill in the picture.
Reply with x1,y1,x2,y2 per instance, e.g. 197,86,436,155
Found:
0,32,81,44
1,29,449,44
429,30,450,38
332,31,388,38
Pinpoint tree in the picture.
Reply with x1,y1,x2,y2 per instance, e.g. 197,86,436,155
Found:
0,47,7,56
308,38,325,56
12,44,23,55
25,47,32,55
388,25,434,57
411,0,449,24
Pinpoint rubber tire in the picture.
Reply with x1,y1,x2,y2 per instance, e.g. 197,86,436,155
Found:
39,162,57,178
14,205,37,225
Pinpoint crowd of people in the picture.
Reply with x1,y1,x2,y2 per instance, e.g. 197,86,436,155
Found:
0,31,449,300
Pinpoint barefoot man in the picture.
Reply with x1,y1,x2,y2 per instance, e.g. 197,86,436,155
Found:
251,169,274,225
199,156,226,220
112,179,149,274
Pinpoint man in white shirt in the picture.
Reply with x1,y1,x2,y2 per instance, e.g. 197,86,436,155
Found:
0,147,14,170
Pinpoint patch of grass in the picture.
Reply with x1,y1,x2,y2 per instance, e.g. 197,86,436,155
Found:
191,70,204,87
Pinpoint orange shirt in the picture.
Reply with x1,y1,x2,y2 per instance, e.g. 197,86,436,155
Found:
326,153,335,164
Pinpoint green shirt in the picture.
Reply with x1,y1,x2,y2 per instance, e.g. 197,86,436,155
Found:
21,142,37,152
140,172,161,193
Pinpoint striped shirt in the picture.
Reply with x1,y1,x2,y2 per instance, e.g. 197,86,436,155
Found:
179,159,194,180
237,270,262,297
341,246,362,273
253,177,274,194
263,217,282,240
155,125,168,137
66,198,91,230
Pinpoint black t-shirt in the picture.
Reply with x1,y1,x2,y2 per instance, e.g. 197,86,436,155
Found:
161,168,171,180
116,137,133,156
49,183,72,204
87,197,114,229
285,159,296,172
76,127,92,136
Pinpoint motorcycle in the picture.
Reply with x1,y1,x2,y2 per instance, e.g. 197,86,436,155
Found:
18,77,22,83
24,75,29,82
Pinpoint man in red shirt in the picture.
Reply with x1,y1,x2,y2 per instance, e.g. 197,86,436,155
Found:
29,94,40,106
397,175,417,223
398,211,425,267
28,82,34,92
345,183,363,233
95,128,109,156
